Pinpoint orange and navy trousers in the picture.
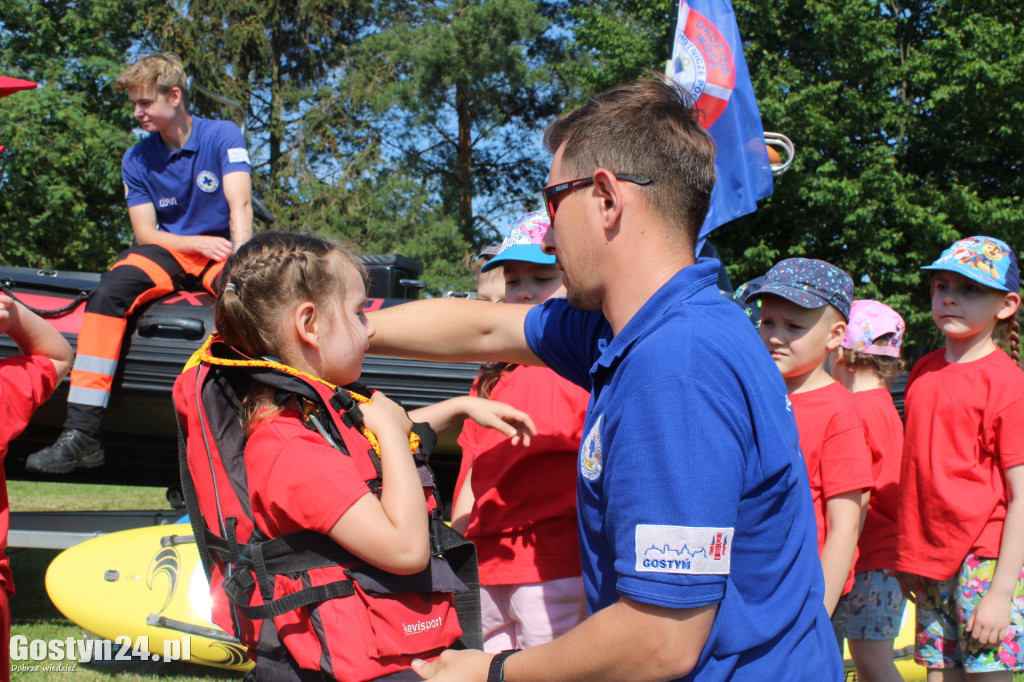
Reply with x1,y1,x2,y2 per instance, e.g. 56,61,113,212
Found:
65,244,223,435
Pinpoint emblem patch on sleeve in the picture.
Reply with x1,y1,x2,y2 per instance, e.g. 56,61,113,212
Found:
635,524,733,575
227,147,251,164
580,416,602,481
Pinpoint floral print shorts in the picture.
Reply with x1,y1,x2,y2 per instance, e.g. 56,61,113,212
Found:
912,553,1024,672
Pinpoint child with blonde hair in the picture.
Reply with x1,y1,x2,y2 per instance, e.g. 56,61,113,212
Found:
745,258,874,649
175,231,535,681
896,235,1024,681
830,300,908,682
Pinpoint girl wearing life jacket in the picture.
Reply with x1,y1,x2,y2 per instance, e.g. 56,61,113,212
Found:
195,231,532,681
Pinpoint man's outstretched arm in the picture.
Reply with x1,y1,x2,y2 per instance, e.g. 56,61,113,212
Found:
414,596,716,682
367,298,544,367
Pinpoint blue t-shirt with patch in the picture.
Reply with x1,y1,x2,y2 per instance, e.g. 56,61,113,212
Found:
122,116,251,239
524,258,841,681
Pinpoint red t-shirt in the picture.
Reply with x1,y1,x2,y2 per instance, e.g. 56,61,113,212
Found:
0,354,58,597
851,388,904,572
455,365,589,585
246,409,373,538
897,349,1024,580
790,381,873,594
243,410,452,678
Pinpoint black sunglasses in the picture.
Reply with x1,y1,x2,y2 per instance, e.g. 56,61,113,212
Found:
542,174,653,222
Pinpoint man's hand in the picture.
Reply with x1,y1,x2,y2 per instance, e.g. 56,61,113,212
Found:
186,235,234,262
412,649,492,681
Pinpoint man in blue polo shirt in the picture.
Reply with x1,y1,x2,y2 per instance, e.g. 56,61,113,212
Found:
27,53,252,474
368,78,841,681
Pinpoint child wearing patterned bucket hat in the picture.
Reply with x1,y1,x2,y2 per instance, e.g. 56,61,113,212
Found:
745,258,873,651
451,211,589,653
895,236,1024,677
828,300,908,682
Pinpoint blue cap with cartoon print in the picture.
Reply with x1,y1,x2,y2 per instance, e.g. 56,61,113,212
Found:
921,235,1019,293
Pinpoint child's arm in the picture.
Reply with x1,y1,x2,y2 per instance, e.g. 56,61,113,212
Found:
449,465,474,535
409,395,536,445
327,391,429,575
0,294,73,380
967,463,1024,646
821,490,863,614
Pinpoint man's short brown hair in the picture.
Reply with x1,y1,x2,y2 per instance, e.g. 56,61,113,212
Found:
113,52,189,108
543,76,716,247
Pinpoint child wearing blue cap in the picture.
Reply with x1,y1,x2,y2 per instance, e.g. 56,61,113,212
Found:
745,258,873,650
450,211,589,653
895,236,1024,678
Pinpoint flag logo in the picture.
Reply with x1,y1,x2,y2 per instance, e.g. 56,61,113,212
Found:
669,6,736,129
667,0,774,249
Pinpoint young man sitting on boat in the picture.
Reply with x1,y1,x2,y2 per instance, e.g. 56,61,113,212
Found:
27,52,253,474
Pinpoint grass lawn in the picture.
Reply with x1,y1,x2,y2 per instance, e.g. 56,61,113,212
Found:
8,481,240,682
8,482,1024,682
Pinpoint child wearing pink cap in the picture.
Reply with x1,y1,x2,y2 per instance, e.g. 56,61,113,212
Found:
829,300,908,682
450,211,589,653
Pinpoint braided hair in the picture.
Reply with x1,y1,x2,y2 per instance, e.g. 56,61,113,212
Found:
998,306,1022,366
214,232,365,428
215,231,364,360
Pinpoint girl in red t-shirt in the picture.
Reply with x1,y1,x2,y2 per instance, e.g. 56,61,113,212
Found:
450,211,589,653
895,235,1024,680
209,231,534,681
829,299,908,682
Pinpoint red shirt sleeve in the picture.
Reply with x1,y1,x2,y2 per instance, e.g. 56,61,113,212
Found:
0,354,58,450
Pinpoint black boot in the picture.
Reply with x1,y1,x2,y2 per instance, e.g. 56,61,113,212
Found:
25,429,105,474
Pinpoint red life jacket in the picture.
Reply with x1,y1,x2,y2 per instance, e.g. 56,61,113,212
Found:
172,336,481,680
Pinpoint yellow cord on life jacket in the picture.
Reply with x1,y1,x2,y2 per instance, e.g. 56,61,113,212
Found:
184,334,420,455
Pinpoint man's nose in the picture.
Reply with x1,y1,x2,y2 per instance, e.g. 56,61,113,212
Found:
541,228,556,255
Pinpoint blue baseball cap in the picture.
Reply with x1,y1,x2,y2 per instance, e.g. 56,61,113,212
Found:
480,211,554,273
921,236,1019,293
744,258,854,320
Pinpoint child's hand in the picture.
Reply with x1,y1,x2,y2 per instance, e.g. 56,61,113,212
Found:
0,293,17,336
462,397,537,447
966,591,1012,647
887,569,917,603
360,391,413,442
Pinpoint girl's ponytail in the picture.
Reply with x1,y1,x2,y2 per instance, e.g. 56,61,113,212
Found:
1010,311,1021,366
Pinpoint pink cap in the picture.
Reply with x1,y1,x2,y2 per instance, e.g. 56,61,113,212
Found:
842,300,905,357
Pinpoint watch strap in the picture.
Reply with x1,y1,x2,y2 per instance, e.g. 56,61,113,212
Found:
486,649,519,682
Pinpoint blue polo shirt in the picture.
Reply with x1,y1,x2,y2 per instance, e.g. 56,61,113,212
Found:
524,258,841,681
122,116,251,239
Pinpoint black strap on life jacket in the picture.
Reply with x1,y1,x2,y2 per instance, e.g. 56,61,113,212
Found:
176,344,481,650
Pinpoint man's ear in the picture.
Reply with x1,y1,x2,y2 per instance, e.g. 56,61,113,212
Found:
167,86,184,108
590,168,624,231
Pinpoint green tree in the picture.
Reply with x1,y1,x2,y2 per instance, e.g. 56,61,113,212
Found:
566,0,1024,358
342,0,570,251
0,0,160,270
150,0,473,292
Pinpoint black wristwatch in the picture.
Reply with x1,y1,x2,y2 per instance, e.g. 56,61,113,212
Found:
486,649,519,682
